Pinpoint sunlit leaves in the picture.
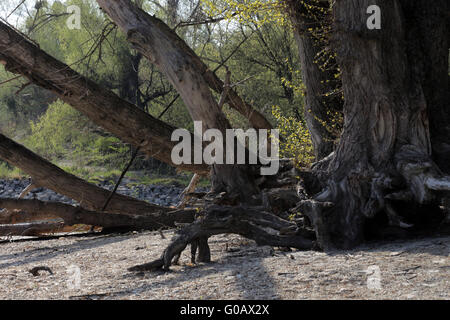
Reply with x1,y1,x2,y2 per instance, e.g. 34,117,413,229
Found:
201,0,288,27
271,105,314,168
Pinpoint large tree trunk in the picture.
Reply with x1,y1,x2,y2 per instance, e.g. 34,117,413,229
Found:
298,0,449,249
97,0,263,198
0,21,209,175
284,0,343,160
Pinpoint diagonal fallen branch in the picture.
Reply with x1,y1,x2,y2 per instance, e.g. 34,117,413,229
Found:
0,20,209,175
0,134,185,224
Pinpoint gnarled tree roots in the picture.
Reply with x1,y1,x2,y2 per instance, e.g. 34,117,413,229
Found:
128,205,316,272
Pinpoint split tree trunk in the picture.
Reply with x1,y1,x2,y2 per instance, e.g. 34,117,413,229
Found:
97,0,263,197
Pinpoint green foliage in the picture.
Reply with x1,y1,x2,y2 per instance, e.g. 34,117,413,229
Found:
0,162,24,179
26,99,128,168
272,105,314,168
201,0,288,26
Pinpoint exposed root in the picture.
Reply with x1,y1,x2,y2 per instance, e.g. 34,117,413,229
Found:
385,203,414,229
129,205,315,272
425,176,450,191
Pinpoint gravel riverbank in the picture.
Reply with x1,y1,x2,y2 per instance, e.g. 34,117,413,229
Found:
0,178,208,207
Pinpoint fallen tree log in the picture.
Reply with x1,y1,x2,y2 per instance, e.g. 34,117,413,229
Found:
0,134,179,218
129,205,316,272
0,20,209,175
0,199,195,232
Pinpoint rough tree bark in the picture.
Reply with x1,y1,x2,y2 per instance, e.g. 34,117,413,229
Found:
0,21,209,175
284,0,343,160
298,0,450,249
97,0,266,197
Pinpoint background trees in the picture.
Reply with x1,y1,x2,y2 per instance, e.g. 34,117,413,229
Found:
0,0,312,186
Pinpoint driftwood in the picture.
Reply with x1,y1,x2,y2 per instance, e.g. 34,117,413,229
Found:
0,199,195,235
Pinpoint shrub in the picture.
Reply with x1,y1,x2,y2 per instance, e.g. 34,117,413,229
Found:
26,99,128,168
271,105,314,168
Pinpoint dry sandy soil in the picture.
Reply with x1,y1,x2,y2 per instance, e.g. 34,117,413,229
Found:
0,230,448,300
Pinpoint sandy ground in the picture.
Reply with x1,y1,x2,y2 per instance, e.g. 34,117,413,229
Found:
0,230,448,300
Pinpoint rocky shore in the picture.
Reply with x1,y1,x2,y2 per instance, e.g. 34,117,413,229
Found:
0,178,208,208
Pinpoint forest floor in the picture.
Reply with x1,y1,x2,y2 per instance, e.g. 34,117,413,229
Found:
0,230,448,300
